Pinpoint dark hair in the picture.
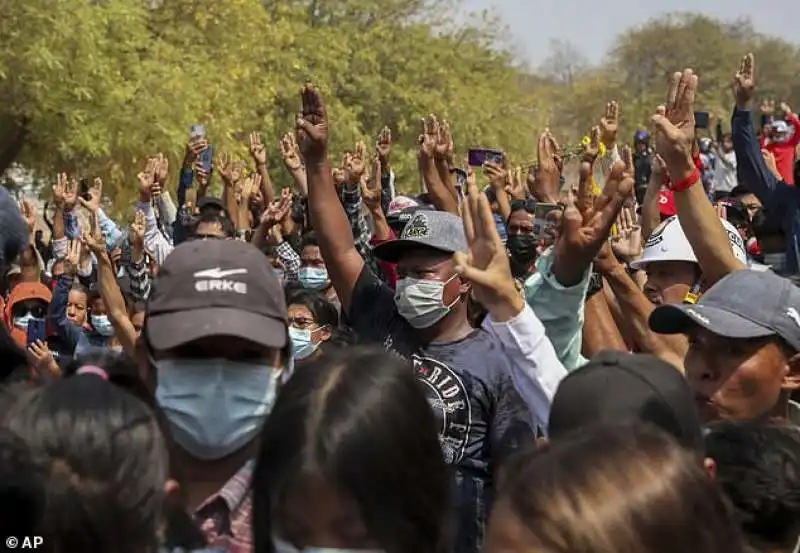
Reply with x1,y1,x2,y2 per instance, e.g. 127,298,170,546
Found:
191,210,235,238
0,428,45,536
299,231,319,251
62,350,206,551
510,199,536,214
252,347,450,553
5,377,168,553
70,281,89,300
496,423,743,553
704,420,800,551
285,288,339,329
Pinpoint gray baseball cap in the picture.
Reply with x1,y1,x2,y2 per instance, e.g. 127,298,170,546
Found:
372,210,468,263
146,239,288,351
649,270,800,352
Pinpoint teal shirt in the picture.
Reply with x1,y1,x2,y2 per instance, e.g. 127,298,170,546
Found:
523,248,590,371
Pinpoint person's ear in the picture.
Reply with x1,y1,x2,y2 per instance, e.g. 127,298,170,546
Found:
782,352,800,391
458,276,472,296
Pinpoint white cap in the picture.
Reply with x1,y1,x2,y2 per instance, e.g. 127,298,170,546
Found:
630,215,747,270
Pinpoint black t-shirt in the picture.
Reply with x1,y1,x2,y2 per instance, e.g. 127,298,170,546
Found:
349,266,535,553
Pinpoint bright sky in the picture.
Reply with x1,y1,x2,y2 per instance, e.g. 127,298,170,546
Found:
465,0,800,66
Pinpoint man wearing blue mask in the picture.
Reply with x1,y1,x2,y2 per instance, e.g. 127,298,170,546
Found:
301,88,535,553
141,239,289,552
297,232,340,308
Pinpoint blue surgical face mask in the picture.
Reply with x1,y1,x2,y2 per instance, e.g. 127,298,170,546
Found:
90,314,115,336
299,267,329,290
155,358,282,460
272,536,385,553
289,327,321,360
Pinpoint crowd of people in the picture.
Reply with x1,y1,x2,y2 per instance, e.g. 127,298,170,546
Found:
1,50,800,553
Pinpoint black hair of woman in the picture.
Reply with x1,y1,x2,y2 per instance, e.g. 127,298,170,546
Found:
62,351,208,551
252,346,451,553
4,376,169,553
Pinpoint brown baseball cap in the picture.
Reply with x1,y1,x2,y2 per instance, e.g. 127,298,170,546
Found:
146,240,287,351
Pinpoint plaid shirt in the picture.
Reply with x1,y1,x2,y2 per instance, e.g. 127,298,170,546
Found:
339,184,385,282
276,240,301,283
194,461,253,553
126,256,151,301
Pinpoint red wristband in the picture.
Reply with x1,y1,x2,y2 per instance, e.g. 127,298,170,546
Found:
670,167,700,192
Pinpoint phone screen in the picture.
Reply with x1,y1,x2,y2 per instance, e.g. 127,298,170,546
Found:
467,148,504,167
694,111,710,129
26,318,47,346
198,145,214,174
533,203,563,242
189,124,206,142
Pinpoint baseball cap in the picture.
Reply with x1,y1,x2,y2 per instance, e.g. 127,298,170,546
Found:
773,120,790,134
548,350,704,453
146,240,287,351
387,196,419,216
630,215,747,270
197,196,229,217
373,210,468,263
649,270,800,352
657,189,676,217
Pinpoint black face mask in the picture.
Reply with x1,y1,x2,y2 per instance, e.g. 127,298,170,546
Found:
507,234,537,265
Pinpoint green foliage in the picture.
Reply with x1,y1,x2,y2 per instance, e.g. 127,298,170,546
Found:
0,3,798,215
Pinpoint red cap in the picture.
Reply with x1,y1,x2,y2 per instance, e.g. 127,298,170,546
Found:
658,189,677,217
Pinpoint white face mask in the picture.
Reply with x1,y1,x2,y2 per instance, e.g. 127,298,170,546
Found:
154,358,282,460
272,536,385,553
394,274,459,329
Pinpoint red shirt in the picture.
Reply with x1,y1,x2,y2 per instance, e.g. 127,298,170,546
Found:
761,114,800,185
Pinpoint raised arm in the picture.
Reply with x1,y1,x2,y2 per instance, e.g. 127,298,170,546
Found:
296,84,364,314
652,68,745,286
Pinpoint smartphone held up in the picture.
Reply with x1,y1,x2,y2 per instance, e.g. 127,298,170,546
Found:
189,124,213,174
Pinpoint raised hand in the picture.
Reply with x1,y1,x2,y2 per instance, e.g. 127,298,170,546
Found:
184,138,208,168
483,160,508,190
376,126,392,165
599,101,619,146
215,151,238,188
651,69,698,181
249,132,268,166
611,206,642,259
79,177,103,212
554,160,634,286
131,210,146,252
52,173,66,207
155,153,169,187
417,115,438,160
582,125,601,163
435,119,455,165
361,156,382,212
780,102,794,118
508,166,526,200
20,199,36,232
194,161,210,192
279,132,303,172
346,141,368,182
734,54,757,110
533,130,561,203
295,83,328,162
452,173,521,320
759,98,774,115
138,158,157,200
81,213,105,255
762,149,782,180
27,339,59,378
64,239,81,275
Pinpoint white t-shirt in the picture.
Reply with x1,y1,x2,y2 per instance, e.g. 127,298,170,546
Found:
714,150,738,193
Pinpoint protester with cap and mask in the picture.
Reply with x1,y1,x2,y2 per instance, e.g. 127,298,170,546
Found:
140,238,289,551
760,101,800,186
297,83,536,553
